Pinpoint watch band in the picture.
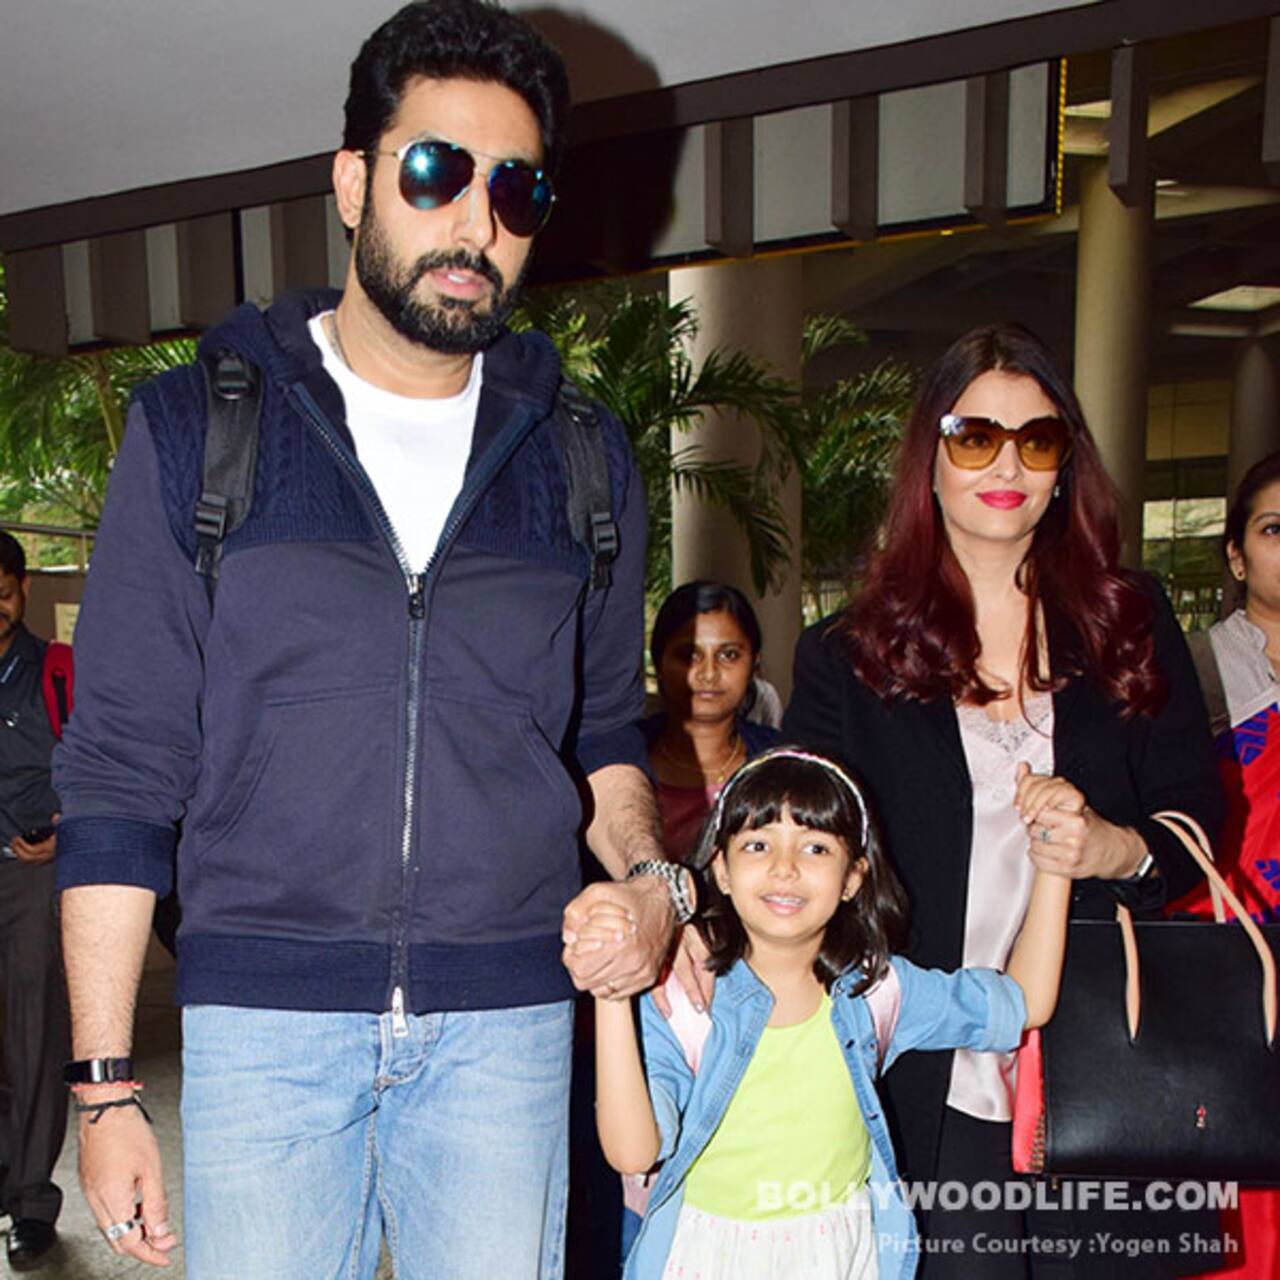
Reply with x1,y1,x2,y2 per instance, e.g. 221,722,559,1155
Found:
63,1057,135,1086
1125,850,1155,882
626,859,696,925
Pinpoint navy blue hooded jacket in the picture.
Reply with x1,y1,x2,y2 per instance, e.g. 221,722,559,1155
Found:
54,289,649,1017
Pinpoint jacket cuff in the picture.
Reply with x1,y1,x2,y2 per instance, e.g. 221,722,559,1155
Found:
981,970,1028,1054
55,817,176,896
578,721,649,778
1123,816,1196,909
651,1082,681,1162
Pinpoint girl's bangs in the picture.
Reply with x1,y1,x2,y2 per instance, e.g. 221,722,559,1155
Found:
717,756,860,844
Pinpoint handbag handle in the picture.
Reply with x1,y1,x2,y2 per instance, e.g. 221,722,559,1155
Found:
1112,811,1277,1046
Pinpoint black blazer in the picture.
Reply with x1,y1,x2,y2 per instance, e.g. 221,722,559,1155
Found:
781,580,1223,1183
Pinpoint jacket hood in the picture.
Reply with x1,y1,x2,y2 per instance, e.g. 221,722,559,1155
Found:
197,288,564,421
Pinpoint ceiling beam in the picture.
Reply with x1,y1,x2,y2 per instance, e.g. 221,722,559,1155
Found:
6,2,1280,255
705,118,754,259
964,73,1010,229
1265,16,1280,181
4,247,68,357
1109,44,1152,206
89,231,151,347
574,0,1280,144
830,98,878,243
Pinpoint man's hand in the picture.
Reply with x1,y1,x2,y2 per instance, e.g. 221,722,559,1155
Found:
654,925,714,1016
78,1092,178,1267
11,812,57,864
10,831,55,864
562,877,675,998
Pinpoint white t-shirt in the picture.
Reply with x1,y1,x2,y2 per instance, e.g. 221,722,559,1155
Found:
308,312,480,571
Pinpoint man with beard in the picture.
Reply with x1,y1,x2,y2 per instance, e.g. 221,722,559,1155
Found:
53,4,680,1276
0,532,70,1270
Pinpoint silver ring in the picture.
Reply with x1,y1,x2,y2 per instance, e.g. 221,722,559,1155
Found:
1039,827,1052,844
103,1218,138,1244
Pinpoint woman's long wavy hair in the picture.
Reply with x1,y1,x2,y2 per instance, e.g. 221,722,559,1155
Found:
840,323,1165,717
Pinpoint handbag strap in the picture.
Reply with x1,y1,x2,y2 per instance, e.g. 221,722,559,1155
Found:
1138,811,1277,1045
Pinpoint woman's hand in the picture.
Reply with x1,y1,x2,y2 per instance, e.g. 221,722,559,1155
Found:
1014,762,1149,881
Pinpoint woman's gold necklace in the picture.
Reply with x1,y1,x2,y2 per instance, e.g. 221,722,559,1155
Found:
656,733,744,787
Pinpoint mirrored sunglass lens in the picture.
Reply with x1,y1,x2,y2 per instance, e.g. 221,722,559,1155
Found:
488,161,553,236
398,142,474,209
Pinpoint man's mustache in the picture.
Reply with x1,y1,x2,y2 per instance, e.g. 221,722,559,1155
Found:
410,250,504,294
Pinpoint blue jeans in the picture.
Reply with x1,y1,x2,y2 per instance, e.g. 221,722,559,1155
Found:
181,1000,573,1280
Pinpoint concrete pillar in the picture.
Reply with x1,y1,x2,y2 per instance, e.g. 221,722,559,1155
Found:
1073,157,1153,566
668,257,803,698
1227,340,1280,500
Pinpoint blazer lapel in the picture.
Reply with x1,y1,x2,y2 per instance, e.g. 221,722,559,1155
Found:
1051,677,1088,776
917,695,971,789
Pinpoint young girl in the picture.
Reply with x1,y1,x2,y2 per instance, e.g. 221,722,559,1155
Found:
591,748,1071,1280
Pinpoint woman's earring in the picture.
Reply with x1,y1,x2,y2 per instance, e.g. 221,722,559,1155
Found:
1052,483,1061,499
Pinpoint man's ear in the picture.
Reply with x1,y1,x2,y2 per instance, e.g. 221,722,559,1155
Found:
333,149,368,234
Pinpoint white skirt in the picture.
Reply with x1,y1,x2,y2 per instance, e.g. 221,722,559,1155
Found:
662,1187,878,1280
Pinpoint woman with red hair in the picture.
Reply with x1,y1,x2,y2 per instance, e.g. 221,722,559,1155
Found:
783,324,1222,1277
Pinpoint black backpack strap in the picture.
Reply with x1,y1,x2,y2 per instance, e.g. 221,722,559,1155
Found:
195,350,263,590
555,381,618,590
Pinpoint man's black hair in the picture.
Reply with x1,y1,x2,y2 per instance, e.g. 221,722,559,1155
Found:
0,531,26,580
343,0,570,174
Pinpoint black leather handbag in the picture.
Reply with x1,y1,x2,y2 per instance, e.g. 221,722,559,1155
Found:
1013,811,1280,1182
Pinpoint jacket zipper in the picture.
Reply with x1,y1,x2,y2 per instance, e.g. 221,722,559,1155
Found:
292,382,539,1036
293,384,423,1037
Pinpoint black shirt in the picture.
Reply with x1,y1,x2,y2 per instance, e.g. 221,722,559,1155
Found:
0,625,60,845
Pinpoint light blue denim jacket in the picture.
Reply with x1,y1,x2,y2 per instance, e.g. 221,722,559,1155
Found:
624,955,1027,1280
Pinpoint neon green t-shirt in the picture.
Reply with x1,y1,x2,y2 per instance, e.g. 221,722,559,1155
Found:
683,993,871,1220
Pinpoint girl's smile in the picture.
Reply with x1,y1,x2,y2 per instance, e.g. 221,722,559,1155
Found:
713,808,864,949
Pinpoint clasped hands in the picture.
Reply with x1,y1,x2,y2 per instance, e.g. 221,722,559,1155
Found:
562,875,714,1013
1014,762,1148,881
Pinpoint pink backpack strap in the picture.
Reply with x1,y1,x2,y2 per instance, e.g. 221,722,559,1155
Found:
862,964,902,1071
661,972,711,1073
623,976,712,1219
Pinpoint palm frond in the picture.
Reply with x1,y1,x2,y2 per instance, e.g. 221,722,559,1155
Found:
801,313,866,365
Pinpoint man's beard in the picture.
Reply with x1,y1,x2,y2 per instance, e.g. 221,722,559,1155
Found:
354,192,527,356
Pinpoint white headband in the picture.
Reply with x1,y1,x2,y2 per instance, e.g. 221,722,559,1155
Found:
709,747,869,850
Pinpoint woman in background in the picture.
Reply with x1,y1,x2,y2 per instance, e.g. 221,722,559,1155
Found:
644,581,780,861
1183,450,1280,1280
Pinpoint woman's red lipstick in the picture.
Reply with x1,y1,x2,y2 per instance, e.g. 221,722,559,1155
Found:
978,491,1027,508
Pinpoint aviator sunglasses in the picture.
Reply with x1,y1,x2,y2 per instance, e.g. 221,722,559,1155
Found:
939,413,1072,472
362,138,555,238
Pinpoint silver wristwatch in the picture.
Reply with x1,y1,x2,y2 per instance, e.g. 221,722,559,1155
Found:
626,859,697,925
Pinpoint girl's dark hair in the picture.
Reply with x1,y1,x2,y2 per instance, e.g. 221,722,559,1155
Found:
689,750,908,994
1223,450,1280,575
649,580,763,674
343,0,570,174
840,322,1165,719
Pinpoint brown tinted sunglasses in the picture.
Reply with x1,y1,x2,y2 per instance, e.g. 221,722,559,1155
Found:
938,413,1072,471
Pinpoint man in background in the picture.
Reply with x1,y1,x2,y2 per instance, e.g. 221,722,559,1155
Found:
0,530,68,1271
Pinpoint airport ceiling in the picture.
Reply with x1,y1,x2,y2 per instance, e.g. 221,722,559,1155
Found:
3,0,1280,380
